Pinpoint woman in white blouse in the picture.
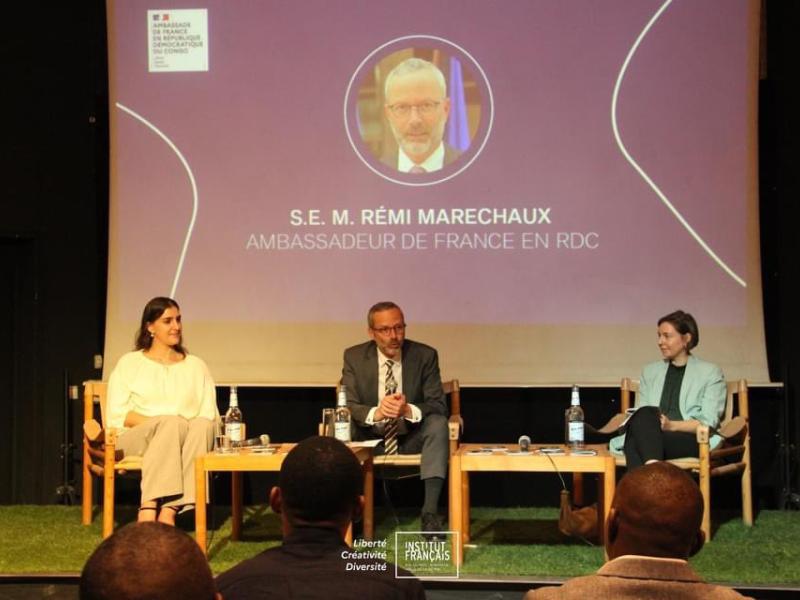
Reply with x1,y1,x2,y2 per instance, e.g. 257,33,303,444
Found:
107,297,218,525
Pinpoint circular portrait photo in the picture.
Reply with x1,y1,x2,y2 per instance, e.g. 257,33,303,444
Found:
345,36,493,186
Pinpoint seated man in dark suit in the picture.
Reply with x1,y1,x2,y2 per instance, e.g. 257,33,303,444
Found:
342,301,449,537
216,436,426,600
525,462,751,599
80,522,219,600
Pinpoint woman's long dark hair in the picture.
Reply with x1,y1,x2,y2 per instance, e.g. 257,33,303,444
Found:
134,296,187,356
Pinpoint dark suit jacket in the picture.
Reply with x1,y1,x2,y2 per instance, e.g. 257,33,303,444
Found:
379,143,462,172
342,339,446,434
216,525,426,600
524,555,751,599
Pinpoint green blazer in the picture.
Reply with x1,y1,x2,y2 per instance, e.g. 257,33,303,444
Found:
610,355,726,453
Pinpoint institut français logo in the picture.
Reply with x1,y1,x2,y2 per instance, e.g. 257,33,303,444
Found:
395,531,459,578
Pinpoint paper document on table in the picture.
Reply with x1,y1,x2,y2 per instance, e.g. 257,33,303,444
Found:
538,447,566,455
570,449,598,456
349,440,382,448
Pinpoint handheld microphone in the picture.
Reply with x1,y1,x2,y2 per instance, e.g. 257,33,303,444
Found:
518,435,531,452
234,434,271,448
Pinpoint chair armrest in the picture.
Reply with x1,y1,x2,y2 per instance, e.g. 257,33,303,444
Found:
718,416,747,443
83,419,103,442
448,414,463,440
104,428,119,447
696,424,710,445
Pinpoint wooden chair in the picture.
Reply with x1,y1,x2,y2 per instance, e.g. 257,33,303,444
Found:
616,378,753,540
81,380,142,538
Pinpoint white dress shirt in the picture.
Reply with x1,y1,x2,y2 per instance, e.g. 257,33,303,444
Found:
397,142,445,173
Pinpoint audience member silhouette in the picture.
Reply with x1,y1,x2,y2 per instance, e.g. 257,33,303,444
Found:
80,521,219,600
524,462,752,599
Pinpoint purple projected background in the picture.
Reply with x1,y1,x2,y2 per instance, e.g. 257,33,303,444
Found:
109,0,752,328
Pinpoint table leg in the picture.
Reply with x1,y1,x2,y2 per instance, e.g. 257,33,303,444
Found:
195,457,207,555
602,456,616,550
345,522,353,546
449,452,463,567
363,456,374,540
573,472,584,506
462,471,470,544
231,471,243,541
596,473,604,543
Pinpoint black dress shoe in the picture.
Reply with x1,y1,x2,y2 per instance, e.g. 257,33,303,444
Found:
421,512,445,541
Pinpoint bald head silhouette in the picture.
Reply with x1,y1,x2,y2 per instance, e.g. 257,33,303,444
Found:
607,462,705,560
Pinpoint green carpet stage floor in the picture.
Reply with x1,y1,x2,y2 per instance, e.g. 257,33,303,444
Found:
1,506,799,599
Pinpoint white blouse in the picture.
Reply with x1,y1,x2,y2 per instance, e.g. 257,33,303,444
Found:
106,350,218,430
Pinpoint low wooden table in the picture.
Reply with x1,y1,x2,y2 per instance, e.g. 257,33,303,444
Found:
195,443,374,555
448,443,616,566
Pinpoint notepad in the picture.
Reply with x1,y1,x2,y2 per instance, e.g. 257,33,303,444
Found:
538,447,566,455
570,449,598,456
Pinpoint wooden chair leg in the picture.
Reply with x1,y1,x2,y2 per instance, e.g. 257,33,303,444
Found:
83,383,96,527
82,440,93,526
103,467,115,539
699,446,711,541
742,441,754,526
102,435,118,539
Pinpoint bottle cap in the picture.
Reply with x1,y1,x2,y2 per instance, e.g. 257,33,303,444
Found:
570,385,580,405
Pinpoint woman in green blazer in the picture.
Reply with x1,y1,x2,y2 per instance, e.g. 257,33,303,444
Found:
610,310,726,469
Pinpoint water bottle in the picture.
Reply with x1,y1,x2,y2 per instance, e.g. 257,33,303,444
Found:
334,384,351,442
565,384,585,449
224,386,244,443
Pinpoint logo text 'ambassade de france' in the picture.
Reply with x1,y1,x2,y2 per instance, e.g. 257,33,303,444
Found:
395,532,459,578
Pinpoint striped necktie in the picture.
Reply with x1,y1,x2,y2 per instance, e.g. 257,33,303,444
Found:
384,359,399,454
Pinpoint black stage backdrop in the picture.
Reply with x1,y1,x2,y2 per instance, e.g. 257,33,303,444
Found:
1,0,798,508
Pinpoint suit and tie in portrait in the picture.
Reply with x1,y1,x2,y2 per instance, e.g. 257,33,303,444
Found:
380,58,463,174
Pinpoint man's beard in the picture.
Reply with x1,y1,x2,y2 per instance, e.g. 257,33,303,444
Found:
391,119,445,161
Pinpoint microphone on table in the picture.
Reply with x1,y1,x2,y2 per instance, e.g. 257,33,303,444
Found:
233,434,271,448
518,435,531,453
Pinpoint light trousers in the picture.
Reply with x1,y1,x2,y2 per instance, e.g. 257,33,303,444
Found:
117,415,216,507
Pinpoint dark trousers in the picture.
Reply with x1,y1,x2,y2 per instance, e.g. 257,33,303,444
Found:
356,413,449,480
624,406,698,469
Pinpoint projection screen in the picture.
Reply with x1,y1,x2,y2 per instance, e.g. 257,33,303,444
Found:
104,0,768,385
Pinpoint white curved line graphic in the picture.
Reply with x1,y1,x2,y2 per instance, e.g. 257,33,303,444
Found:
116,102,198,297
611,0,746,288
